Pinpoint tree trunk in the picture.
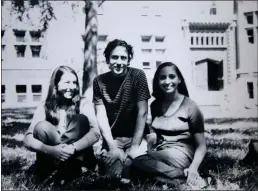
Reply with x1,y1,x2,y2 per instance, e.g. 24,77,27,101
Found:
82,1,99,95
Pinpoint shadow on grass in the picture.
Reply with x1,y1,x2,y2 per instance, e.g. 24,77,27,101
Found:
1,107,35,116
206,138,247,150
205,118,258,124
1,137,24,148
237,167,258,189
209,128,258,136
200,152,237,175
2,157,28,176
1,122,29,136
61,171,132,190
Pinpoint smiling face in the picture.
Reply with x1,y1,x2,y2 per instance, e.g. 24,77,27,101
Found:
57,72,78,100
158,66,181,94
108,46,129,77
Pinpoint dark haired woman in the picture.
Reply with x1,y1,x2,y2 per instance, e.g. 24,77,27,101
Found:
23,65,100,183
131,62,207,187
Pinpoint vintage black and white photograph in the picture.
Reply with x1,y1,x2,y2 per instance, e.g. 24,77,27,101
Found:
1,0,258,190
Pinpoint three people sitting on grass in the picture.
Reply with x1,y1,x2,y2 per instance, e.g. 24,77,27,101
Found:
23,39,207,187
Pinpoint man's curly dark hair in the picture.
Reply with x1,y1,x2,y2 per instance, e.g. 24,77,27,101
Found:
103,39,134,63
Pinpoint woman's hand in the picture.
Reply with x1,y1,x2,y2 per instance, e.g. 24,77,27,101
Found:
184,168,199,186
62,144,76,155
49,144,74,161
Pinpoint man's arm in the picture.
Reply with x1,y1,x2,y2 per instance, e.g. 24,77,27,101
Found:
94,104,117,150
130,100,148,148
71,99,101,152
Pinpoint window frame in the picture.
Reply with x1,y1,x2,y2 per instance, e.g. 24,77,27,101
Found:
98,35,108,42
244,12,254,25
247,82,254,99
14,45,26,57
30,45,42,57
31,84,42,102
142,61,151,69
29,30,41,42
16,85,27,103
1,85,6,103
13,29,26,42
246,28,254,44
141,35,152,43
155,36,165,43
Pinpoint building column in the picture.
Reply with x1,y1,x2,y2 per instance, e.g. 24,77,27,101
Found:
181,20,194,95
223,21,237,113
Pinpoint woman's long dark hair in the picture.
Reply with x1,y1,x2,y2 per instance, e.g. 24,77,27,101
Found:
45,65,80,126
152,62,189,101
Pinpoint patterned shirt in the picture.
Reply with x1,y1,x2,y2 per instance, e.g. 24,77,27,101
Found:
93,67,151,137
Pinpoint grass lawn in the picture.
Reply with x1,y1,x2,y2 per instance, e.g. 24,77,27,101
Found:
1,108,258,190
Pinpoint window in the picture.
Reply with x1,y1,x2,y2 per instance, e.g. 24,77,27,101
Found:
142,62,151,69
16,85,26,93
98,35,107,42
29,0,39,6
141,35,151,42
195,59,223,91
247,82,254,99
155,49,165,55
208,60,224,91
14,45,26,57
13,29,26,42
1,45,5,61
13,0,24,7
191,37,193,45
221,37,224,45
244,12,253,25
246,28,254,44
210,7,216,15
1,85,5,103
216,37,219,45
30,30,41,42
1,30,5,38
196,37,199,45
201,37,204,45
141,49,152,54
211,37,214,45
32,84,42,102
30,45,41,57
155,36,165,42
156,61,162,68
16,85,27,103
2,45,6,53
206,37,209,45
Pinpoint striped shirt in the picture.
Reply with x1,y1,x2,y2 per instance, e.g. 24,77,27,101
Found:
93,67,151,137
